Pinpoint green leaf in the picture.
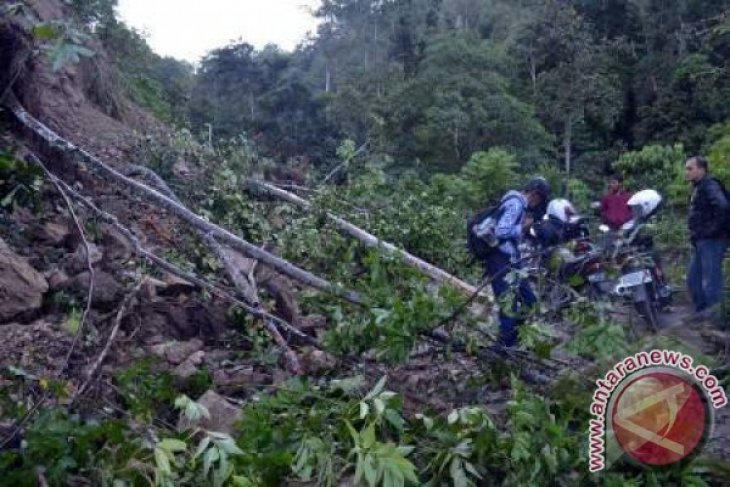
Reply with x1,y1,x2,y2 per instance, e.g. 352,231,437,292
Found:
363,455,378,486
361,424,376,449
373,398,386,415
31,24,59,41
359,401,370,419
203,446,219,476
154,447,172,475
231,476,254,487
215,437,244,456
62,308,81,334
159,438,187,453
364,375,387,401
193,436,211,460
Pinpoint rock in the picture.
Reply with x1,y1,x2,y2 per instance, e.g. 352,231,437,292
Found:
66,271,123,307
150,338,204,365
140,276,167,301
300,314,327,330
0,320,72,376
212,366,269,389
302,350,337,375
99,223,133,263
177,390,242,435
68,243,103,274
46,268,71,291
0,238,49,321
34,221,70,245
160,272,196,293
172,350,205,379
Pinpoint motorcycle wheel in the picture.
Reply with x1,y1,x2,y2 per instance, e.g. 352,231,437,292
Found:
633,285,659,331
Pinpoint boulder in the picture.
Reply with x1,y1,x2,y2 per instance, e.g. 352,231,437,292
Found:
213,366,269,389
46,268,71,291
68,243,103,274
172,350,205,379
66,271,123,307
150,338,204,365
302,350,338,375
177,390,242,435
34,221,70,245
99,223,133,263
0,238,48,321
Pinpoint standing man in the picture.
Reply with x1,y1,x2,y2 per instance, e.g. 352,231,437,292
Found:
485,177,550,347
600,174,632,230
685,156,729,320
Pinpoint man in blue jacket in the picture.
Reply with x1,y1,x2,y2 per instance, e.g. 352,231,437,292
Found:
485,177,550,347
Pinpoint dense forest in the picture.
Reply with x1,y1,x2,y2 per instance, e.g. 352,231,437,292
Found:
1,0,730,485
79,0,730,182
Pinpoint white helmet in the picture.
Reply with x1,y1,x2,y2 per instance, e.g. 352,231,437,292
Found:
546,198,577,223
627,189,662,219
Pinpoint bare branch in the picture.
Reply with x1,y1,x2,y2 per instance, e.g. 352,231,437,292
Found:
72,279,144,403
31,154,95,377
32,162,318,350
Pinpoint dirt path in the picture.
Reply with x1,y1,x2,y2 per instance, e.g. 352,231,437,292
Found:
654,303,730,461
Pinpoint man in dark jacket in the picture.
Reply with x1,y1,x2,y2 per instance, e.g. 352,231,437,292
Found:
685,156,729,318
485,177,550,347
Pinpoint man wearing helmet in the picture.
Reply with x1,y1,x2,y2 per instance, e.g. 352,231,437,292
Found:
685,156,729,320
532,198,585,247
485,177,550,347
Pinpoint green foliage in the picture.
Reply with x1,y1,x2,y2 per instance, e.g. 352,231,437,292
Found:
454,148,518,208
565,301,629,361
613,144,688,206
0,408,146,486
0,151,42,210
707,121,730,185
381,35,551,169
31,20,95,71
114,358,177,422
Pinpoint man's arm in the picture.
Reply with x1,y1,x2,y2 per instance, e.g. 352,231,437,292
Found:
494,198,524,240
706,180,730,236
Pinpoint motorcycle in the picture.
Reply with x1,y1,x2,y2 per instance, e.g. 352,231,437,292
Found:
592,189,672,330
524,212,609,315
524,191,672,329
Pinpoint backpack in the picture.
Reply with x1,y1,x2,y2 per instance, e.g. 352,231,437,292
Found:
466,195,519,261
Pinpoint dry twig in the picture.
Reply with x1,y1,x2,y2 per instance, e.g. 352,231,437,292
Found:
30,154,95,378
72,279,144,403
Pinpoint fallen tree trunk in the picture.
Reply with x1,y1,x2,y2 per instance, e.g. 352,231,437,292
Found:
30,156,318,350
247,179,488,299
123,162,303,373
6,96,361,305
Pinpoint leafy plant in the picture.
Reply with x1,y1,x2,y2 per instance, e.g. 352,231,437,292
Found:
31,20,95,71
0,151,42,210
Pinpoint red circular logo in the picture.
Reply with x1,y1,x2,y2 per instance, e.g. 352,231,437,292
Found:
611,371,709,466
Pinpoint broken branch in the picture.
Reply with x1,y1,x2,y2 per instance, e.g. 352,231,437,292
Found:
72,279,143,403
247,179,488,299
7,96,361,305
33,154,95,377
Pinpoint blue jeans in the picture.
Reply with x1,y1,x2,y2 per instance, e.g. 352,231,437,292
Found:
687,239,729,312
485,251,537,347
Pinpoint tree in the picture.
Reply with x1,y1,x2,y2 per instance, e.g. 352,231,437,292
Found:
380,34,550,170
509,1,622,174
